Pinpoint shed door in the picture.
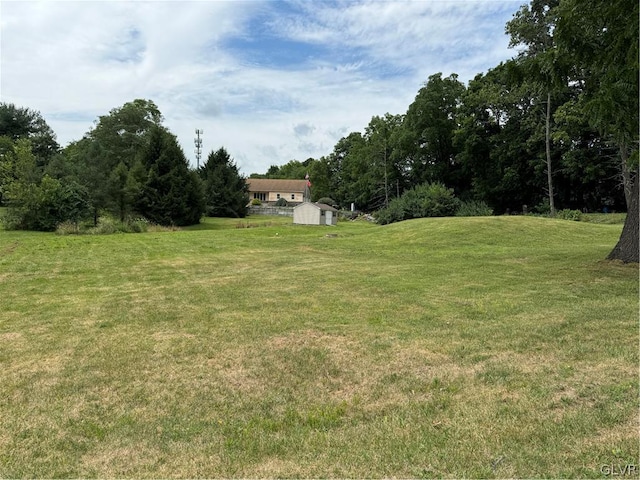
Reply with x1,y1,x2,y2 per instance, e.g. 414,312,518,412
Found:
325,210,333,225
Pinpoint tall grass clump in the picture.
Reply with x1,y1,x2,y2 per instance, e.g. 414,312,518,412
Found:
88,216,148,234
455,200,493,217
55,220,83,235
88,216,149,235
55,215,154,235
556,209,583,221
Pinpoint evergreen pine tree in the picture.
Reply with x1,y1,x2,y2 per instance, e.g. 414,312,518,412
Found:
200,147,249,218
135,125,204,226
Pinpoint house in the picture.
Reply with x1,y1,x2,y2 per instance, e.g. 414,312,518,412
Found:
293,202,338,226
246,178,308,204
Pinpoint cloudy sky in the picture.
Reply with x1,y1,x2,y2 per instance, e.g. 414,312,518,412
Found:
1,0,523,175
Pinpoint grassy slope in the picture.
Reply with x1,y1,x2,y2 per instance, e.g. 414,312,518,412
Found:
0,216,637,478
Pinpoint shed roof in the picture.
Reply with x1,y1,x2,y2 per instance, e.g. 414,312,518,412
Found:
246,178,307,193
294,202,338,212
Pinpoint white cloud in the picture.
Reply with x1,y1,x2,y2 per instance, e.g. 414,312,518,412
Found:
0,0,521,175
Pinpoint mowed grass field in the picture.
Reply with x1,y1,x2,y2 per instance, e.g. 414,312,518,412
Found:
0,214,637,478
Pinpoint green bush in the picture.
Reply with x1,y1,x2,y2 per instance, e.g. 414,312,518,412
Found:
375,182,459,225
274,197,289,207
2,177,91,231
128,217,150,232
251,198,262,206
374,199,405,225
89,216,120,234
316,197,336,206
456,200,494,217
406,183,459,218
556,209,583,221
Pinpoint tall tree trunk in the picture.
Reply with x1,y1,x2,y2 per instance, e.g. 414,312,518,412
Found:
607,173,638,263
545,91,556,216
619,142,632,208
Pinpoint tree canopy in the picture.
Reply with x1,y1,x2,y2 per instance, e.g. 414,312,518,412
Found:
0,102,59,165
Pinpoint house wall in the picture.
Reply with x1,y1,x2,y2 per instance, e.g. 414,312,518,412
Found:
269,192,303,203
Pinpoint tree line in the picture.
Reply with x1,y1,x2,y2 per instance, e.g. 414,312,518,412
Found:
258,0,637,217
0,99,249,231
253,0,638,262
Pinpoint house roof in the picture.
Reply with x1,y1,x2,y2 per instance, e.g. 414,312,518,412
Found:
246,178,307,193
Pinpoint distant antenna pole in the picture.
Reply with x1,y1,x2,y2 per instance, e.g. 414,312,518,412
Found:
194,129,203,169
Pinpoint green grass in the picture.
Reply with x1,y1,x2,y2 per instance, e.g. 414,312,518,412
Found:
0,215,637,478
581,212,627,224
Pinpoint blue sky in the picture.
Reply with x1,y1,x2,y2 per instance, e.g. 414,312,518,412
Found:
0,0,523,175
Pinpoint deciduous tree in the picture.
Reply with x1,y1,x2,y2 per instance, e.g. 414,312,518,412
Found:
506,0,566,215
0,103,59,166
556,0,639,262
402,73,466,189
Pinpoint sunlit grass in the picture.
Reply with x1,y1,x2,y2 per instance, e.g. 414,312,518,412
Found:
0,215,637,478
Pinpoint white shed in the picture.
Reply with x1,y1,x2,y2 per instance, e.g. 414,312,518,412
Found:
293,202,338,225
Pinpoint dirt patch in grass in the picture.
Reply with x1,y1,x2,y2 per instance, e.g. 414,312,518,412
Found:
0,332,24,341
151,331,196,342
211,330,491,414
0,241,20,256
587,414,639,448
243,457,308,478
80,444,165,477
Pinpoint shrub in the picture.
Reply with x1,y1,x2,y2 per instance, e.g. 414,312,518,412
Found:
375,198,405,225
274,197,289,207
2,176,91,231
456,200,494,217
532,198,551,215
251,198,262,206
89,216,121,234
556,209,583,221
375,182,459,225
128,217,150,233
317,197,336,206
406,183,459,218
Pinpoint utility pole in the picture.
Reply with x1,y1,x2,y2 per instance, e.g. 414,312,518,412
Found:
194,129,203,170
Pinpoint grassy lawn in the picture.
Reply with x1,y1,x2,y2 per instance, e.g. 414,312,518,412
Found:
0,215,637,478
